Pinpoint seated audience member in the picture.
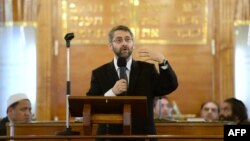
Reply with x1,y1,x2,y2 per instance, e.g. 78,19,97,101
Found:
0,93,32,136
219,97,249,124
200,101,220,122
153,96,173,120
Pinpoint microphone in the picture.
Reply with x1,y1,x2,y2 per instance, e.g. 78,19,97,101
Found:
117,57,128,95
64,33,74,41
117,57,127,80
64,33,74,48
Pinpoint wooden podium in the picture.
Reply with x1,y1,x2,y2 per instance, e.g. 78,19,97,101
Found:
68,96,147,135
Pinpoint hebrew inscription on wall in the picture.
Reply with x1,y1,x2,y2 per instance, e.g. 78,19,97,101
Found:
60,0,207,45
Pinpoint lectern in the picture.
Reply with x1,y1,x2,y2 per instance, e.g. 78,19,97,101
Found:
68,96,147,135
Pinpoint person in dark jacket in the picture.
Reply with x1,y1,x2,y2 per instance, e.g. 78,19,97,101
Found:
0,93,32,136
219,97,249,124
86,25,178,141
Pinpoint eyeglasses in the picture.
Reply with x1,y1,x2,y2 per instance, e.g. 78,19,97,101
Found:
112,38,133,44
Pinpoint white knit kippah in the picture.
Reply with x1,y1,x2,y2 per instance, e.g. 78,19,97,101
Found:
7,93,29,108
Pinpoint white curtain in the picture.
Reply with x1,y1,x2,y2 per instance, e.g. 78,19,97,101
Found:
235,25,250,119
0,25,37,118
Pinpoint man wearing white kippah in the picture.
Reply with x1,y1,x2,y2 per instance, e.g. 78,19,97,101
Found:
0,93,32,136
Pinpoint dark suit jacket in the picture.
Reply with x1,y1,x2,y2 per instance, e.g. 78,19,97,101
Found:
86,60,178,138
0,117,9,136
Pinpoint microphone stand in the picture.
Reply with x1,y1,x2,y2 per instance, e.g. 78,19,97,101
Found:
56,33,80,135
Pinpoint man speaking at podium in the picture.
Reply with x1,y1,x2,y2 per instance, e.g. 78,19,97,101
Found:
86,25,178,141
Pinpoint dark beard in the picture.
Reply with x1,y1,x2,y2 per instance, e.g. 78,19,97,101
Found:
219,115,236,122
114,48,132,59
